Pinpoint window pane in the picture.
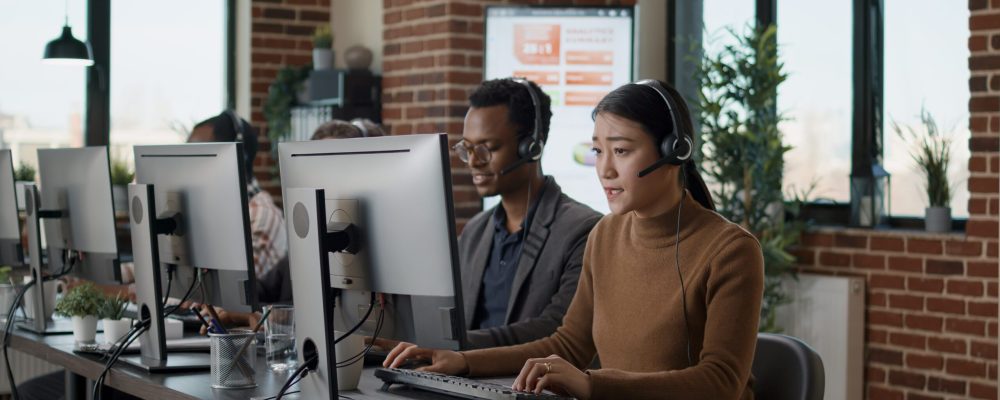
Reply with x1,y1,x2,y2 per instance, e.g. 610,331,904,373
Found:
884,1,970,217
777,0,853,204
109,1,226,166
0,1,88,169
702,0,755,54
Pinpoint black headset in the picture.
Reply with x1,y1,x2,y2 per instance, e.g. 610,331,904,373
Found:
350,119,369,138
500,78,544,176
634,79,695,367
634,79,693,178
224,109,245,143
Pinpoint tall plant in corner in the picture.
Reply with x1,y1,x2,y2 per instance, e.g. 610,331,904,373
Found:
692,25,805,332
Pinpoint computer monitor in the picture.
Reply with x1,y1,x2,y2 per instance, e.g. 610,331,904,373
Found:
0,150,23,267
19,147,120,334
279,133,465,398
37,147,120,284
121,142,259,372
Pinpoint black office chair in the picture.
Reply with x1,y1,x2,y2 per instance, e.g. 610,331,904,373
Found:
751,333,825,400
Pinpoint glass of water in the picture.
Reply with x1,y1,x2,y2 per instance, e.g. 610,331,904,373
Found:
265,305,296,372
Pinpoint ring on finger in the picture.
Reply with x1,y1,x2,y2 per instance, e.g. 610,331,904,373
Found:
543,362,552,374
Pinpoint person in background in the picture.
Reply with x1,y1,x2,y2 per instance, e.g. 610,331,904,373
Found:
382,80,765,399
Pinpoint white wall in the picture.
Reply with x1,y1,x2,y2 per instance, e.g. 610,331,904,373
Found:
331,0,384,73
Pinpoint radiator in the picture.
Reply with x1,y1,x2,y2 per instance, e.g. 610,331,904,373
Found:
0,348,62,394
775,273,865,400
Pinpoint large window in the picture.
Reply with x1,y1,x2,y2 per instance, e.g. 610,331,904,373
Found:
883,1,970,217
0,0,88,169
109,1,227,167
777,0,853,204
702,0,755,55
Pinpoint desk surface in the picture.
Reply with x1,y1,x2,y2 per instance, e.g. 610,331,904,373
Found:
9,328,500,400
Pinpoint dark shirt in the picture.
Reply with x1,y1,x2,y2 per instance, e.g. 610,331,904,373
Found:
472,186,547,330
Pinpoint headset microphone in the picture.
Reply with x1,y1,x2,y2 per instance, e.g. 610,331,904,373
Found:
500,158,530,176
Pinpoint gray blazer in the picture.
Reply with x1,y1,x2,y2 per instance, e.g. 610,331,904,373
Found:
459,177,602,349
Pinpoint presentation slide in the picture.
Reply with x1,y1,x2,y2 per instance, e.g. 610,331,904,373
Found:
484,7,634,213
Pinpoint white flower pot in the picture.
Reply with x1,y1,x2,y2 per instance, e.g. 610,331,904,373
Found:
102,318,132,344
313,48,334,70
72,315,98,343
925,206,951,233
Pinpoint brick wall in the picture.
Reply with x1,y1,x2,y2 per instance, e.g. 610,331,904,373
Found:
380,0,635,229
248,0,332,196
794,2,1000,399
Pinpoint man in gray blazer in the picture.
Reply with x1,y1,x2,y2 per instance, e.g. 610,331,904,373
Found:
455,78,602,348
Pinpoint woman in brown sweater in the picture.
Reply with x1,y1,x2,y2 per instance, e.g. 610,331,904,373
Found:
384,80,764,400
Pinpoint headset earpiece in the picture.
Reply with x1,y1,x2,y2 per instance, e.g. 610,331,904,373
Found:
500,78,544,175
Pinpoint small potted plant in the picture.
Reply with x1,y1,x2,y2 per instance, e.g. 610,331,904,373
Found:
13,161,35,210
109,158,134,213
892,108,955,232
99,293,131,344
312,24,334,70
54,282,103,343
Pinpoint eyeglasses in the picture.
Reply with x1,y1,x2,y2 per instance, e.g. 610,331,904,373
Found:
452,141,494,164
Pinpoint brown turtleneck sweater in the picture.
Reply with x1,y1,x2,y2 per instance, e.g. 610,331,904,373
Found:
461,192,764,399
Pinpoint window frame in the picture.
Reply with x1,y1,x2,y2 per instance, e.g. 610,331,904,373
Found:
666,0,968,230
83,0,236,146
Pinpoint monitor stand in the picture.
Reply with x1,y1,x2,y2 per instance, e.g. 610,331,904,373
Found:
287,188,342,399
17,183,68,335
121,183,209,372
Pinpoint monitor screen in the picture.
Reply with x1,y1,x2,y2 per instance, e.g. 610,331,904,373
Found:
484,5,635,214
279,134,465,350
133,143,256,312
0,150,22,266
37,147,119,283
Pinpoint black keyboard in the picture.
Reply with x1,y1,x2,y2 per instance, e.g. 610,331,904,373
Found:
375,367,571,400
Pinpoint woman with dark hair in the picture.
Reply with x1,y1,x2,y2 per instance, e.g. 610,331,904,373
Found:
382,80,764,399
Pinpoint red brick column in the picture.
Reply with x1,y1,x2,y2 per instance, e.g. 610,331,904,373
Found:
795,2,1000,398
380,0,635,230
249,0,332,196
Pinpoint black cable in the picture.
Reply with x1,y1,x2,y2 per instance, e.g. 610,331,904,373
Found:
162,266,174,307
337,305,384,368
92,319,150,400
334,293,375,344
163,268,200,318
676,164,692,367
3,280,34,400
276,354,318,400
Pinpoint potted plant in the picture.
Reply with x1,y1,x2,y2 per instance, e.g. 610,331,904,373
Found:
109,158,134,213
892,108,955,232
54,282,103,343
99,293,131,344
312,24,334,70
13,161,34,210
263,65,312,143
693,25,806,332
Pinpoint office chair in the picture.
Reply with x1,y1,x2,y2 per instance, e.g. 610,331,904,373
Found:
751,333,825,400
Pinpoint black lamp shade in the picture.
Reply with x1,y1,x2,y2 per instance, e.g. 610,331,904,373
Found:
43,25,93,66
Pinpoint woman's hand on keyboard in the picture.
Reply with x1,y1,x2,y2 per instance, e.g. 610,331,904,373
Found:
383,341,469,376
513,355,592,400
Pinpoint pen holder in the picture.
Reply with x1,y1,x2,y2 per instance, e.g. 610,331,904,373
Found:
210,329,257,389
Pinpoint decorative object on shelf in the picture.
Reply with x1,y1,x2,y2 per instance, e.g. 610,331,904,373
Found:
892,108,955,233
313,25,334,70
263,64,313,143
109,158,134,213
694,25,806,333
13,161,35,210
54,282,103,343
344,45,373,70
99,293,132,344
42,0,92,66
